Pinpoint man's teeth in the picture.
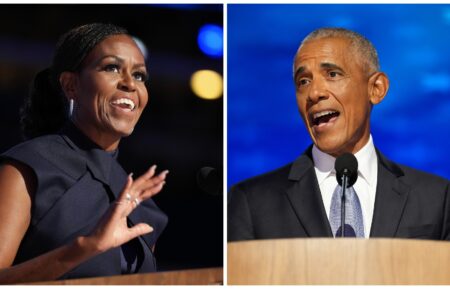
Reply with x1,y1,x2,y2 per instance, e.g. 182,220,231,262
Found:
313,110,337,120
111,98,135,110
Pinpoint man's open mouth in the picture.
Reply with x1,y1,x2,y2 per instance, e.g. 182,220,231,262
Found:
311,110,340,126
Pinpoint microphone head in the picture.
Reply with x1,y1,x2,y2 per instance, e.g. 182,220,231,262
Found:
335,152,358,187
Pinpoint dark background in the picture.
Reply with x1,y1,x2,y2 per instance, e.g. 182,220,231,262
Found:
0,4,223,271
228,4,450,187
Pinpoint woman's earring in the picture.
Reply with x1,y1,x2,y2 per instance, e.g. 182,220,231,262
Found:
69,99,74,117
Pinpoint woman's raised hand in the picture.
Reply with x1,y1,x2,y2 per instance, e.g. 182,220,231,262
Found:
86,165,169,253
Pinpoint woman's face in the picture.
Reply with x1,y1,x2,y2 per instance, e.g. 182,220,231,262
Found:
71,34,148,148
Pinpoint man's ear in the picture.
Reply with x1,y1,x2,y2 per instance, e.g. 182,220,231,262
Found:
368,72,389,105
59,72,78,101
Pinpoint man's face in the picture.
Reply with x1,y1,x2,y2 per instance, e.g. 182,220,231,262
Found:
293,37,373,157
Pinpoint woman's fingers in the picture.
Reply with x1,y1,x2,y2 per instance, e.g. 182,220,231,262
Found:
131,165,157,189
112,174,133,216
130,166,168,192
135,170,168,200
140,180,166,200
145,170,168,188
116,167,168,216
129,170,168,198
117,173,133,202
89,169,161,252
141,170,168,190
127,223,153,240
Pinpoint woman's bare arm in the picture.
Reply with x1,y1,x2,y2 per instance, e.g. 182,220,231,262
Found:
0,162,34,269
0,162,101,283
0,163,167,284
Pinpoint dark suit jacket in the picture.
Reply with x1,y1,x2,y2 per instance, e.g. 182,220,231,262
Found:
228,146,450,241
1,123,168,279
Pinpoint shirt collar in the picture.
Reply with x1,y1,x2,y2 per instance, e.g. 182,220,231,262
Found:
312,135,377,186
59,121,119,184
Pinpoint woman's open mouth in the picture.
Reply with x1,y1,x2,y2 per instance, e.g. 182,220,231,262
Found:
110,98,136,112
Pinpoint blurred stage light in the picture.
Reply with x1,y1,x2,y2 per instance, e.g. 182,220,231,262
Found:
197,24,223,58
190,70,223,100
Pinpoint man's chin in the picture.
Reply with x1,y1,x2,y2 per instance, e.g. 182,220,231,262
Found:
313,138,345,157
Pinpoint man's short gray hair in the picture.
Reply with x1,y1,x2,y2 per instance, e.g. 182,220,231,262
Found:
299,27,380,74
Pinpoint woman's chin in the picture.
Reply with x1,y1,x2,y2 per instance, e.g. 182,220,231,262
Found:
108,122,135,138
117,127,134,138
121,128,134,137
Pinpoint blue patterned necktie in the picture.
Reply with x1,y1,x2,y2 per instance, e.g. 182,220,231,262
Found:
329,184,365,237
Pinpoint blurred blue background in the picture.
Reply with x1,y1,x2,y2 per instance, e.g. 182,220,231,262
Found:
228,4,450,188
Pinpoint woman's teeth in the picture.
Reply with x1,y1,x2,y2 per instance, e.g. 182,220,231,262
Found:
111,98,135,111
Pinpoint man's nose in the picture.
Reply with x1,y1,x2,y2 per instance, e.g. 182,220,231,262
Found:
308,78,329,103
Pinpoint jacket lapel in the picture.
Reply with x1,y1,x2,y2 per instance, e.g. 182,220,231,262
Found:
62,123,159,251
370,150,410,237
60,123,111,185
284,147,333,237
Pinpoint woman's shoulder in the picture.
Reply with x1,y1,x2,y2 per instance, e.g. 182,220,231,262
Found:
2,134,67,162
0,133,84,179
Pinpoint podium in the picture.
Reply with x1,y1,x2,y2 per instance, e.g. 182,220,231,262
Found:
228,238,450,285
25,267,222,285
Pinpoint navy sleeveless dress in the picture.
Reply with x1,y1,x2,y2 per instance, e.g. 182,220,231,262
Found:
1,122,168,279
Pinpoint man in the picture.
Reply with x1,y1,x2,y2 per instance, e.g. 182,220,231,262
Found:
228,28,450,241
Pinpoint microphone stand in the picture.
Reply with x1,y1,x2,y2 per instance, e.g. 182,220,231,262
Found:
340,168,349,238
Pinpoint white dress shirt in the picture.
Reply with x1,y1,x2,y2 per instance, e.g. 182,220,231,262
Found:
312,135,378,238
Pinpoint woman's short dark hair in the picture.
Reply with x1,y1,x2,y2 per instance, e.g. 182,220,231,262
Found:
20,23,129,139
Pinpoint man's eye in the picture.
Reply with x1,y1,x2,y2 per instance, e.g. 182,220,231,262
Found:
298,78,310,87
329,71,340,77
133,72,148,82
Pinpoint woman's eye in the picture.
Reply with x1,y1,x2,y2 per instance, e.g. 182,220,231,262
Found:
133,72,148,82
104,64,120,73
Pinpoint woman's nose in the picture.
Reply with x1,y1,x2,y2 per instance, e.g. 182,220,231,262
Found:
118,71,136,92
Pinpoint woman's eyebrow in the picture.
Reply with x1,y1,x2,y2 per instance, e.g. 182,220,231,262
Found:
97,55,123,64
96,55,146,70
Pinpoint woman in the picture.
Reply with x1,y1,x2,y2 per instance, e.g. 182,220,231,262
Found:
0,23,168,283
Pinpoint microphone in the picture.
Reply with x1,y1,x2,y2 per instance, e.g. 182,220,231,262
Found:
335,153,358,187
196,167,222,196
334,153,358,237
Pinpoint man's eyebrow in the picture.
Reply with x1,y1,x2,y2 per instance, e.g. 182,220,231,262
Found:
321,62,344,71
293,62,345,80
293,66,306,80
